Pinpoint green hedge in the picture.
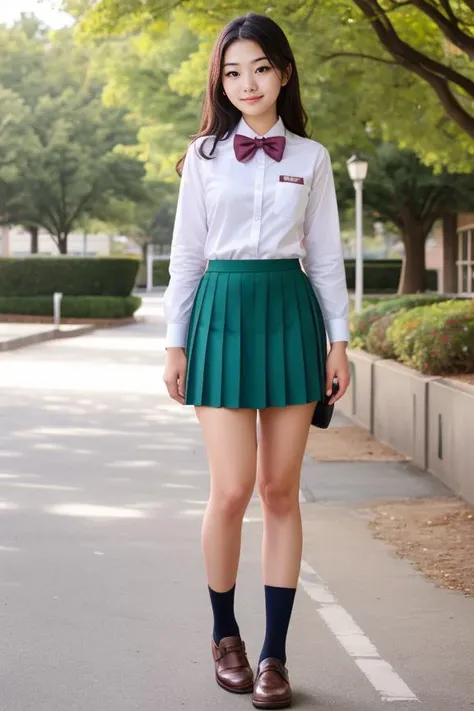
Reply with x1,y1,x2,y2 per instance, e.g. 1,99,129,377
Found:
344,259,437,293
365,312,399,359
153,259,438,292
350,294,448,349
153,260,171,287
0,258,140,297
388,300,474,375
0,296,142,319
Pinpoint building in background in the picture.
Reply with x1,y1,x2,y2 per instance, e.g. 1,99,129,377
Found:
428,213,474,296
0,226,146,257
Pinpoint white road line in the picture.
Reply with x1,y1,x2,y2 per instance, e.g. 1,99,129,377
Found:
299,559,419,703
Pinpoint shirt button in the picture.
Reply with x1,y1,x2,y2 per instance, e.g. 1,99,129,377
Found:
255,215,260,221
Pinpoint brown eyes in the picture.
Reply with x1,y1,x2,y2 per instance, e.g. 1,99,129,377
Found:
224,66,271,78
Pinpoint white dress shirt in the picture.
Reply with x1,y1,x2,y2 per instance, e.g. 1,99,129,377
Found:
164,116,349,347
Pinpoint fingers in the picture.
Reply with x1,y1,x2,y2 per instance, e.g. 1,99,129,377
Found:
329,374,350,405
163,365,186,405
326,368,336,399
330,381,346,404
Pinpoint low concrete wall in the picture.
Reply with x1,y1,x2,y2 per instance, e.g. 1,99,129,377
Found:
339,350,380,432
341,348,474,504
427,379,474,505
373,360,435,470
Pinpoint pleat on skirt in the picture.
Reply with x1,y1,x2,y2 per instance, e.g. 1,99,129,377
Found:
185,259,327,409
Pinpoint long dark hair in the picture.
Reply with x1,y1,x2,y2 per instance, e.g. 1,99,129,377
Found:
176,12,309,175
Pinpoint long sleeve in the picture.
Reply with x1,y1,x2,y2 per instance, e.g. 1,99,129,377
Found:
163,141,208,348
302,147,349,343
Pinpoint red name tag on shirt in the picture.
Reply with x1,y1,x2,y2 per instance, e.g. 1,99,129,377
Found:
279,175,304,185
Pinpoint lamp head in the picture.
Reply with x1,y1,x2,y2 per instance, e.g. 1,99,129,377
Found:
346,154,368,182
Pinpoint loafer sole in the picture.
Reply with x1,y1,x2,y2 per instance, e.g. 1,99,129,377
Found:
252,697,292,709
216,675,254,694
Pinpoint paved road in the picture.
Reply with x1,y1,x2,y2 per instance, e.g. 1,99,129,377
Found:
0,293,473,710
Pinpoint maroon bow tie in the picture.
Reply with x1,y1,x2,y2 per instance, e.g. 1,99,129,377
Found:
234,134,286,163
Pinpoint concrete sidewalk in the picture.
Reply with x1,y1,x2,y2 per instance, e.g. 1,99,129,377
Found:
0,293,473,710
0,322,94,351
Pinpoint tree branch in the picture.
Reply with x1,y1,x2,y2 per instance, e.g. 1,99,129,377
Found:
354,0,474,94
352,0,474,138
317,51,398,66
64,188,97,234
411,0,474,60
439,0,458,25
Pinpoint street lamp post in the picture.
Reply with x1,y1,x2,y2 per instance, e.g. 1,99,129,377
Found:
346,155,369,313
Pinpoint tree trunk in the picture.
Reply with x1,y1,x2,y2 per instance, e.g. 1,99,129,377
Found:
29,226,39,254
58,234,68,254
398,229,427,294
441,213,458,294
141,242,149,264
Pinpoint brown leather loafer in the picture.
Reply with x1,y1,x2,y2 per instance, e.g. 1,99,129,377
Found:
212,635,254,694
252,657,292,709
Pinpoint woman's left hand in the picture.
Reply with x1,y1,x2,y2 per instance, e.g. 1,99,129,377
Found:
326,342,350,405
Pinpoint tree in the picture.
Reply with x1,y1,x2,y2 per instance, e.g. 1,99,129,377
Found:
88,15,203,181
350,0,474,139
339,143,474,292
0,20,147,253
71,0,474,291
91,182,177,262
74,0,474,171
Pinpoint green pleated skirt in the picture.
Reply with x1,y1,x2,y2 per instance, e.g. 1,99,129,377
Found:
185,259,327,409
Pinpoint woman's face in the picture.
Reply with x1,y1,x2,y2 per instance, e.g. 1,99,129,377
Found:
221,39,289,121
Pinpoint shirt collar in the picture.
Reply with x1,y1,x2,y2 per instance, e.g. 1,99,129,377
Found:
234,115,285,139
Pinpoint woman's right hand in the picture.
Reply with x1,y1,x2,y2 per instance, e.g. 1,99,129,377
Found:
163,347,187,405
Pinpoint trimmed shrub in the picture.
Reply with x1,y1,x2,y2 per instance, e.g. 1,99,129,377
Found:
0,295,142,319
152,260,171,287
0,257,140,297
151,259,438,293
344,259,437,293
365,312,399,359
350,294,448,349
388,300,474,375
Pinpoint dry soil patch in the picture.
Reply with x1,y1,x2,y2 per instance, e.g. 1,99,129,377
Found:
367,497,474,597
306,425,408,462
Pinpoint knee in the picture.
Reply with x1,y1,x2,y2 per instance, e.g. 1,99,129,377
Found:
211,484,253,518
258,478,298,517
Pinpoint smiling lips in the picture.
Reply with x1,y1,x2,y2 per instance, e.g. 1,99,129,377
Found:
242,96,263,103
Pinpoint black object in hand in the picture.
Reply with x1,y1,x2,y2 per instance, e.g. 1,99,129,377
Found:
311,380,339,429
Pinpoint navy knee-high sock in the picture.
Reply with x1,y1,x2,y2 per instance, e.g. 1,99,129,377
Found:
259,585,296,666
209,584,240,645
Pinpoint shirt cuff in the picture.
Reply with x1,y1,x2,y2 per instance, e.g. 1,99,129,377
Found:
166,323,188,348
326,318,349,344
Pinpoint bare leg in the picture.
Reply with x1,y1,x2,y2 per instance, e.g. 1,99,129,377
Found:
257,403,315,587
196,406,257,592
254,402,315,676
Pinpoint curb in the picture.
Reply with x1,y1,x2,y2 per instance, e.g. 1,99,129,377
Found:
0,325,95,353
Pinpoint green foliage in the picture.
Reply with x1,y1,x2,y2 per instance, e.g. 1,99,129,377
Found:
0,258,140,297
92,182,177,256
153,260,171,286
0,19,148,252
388,301,474,375
76,0,474,172
72,3,473,295
0,295,142,319
365,312,400,359
350,293,448,349
92,17,202,181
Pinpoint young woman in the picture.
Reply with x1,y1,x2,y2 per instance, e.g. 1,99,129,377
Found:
163,12,350,709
